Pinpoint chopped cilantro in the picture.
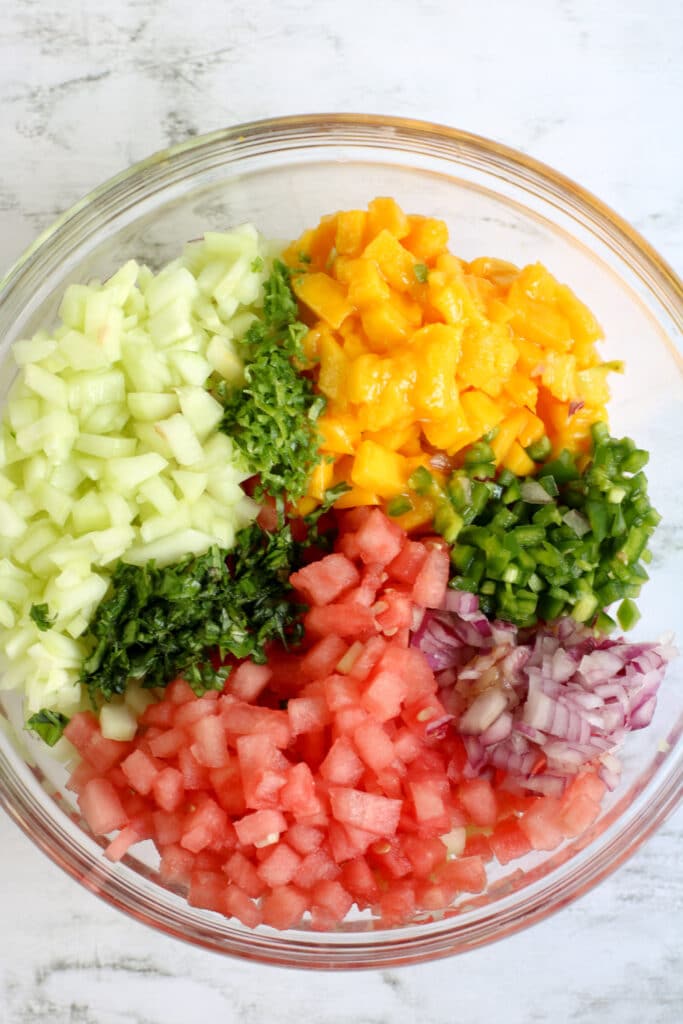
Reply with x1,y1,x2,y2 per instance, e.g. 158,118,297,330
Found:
30,603,55,631
27,709,69,746
414,263,429,283
217,260,324,500
250,255,264,272
298,252,312,264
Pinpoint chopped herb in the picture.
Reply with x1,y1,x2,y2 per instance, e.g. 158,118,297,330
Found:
414,263,429,283
298,252,312,264
217,260,324,500
30,603,55,631
250,255,264,272
26,709,69,746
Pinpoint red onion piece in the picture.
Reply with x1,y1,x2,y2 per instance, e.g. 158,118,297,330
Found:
410,593,676,794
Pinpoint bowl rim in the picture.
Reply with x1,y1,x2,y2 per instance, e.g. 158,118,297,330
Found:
0,112,681,969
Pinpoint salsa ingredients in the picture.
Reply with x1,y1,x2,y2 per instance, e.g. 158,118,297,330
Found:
413,423,659,628
0,227,279,715
413,591,673,794
65,507,624,930
216,260,325,501
285,197,614,517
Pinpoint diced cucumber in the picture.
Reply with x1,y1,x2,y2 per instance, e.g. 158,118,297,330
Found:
127,391,179,422
0,226,267,715
154,413,203,466
176,386,223,440
100,702,138,742
105,452,168,494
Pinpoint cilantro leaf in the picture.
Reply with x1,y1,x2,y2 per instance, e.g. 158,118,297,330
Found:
27,709,69,746
414,263,429,283
30,603,55,631
217,260,324,500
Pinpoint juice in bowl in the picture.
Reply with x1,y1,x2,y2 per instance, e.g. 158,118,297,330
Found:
0,117,681,968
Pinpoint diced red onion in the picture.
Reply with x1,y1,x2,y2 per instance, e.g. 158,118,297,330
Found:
410,594,676,795
479,710,513,746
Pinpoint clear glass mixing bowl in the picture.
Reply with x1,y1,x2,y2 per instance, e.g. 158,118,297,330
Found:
0,114,681,969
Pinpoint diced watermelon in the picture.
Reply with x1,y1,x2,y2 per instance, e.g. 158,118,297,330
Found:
181,796,232,854
227,660,273,702
293,847,341,889
320,736,365,787
290,552,360,605
386,540,429,584
104,822,144,862
224,884,263,928
411,545,450,608
519,796,565,851
159,844,195,886
121,748,160,796
188,870,226,912
353,718,395,774
401,834,448,878
257,841,303,887
279,762,322,818
304,603,376,639
287,695,331,736
152,809,184,847
458,778,499,828
261,885,309,930
361,668,408,722
300,635,348,680
340,856,380,904
234,808,287,847
489,817,533,865
353,508,403,565
328,786,402,836
311,879,353,924
285,823,325,855
368,837,412,879
177,747,211,790
236,733,288,810
323,673,362,711
152,766,185,813
433,855,487,893
148,727,186,759
208,759,247,817
173,696,219,729
78,778,128,835
165,677,199,705
223,850,266,898
190,714,229,768
221,701,291,748
375,879,417,925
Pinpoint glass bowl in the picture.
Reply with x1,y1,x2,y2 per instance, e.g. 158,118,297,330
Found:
0,114,681,970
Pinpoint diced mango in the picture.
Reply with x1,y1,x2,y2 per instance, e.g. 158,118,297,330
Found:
541,351,577,402
293,272,354,329
490,408,529,465
346,258,391,308
288,197,609,511
307,458,335,500
317,334,350,403
351,440,409,497
335,210,368,257
460,389,505,438
362,231,415,292
361,302,413,351
503,440,537,476
319,414,362,455
403,215,449,262
516,409,546,448
367,197,410,240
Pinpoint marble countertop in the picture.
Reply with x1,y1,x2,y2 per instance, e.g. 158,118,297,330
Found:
1,2,681,1021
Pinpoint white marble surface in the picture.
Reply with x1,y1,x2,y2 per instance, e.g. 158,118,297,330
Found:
1,1,682,1021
